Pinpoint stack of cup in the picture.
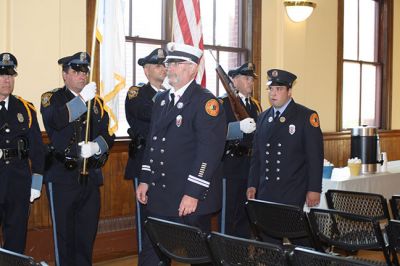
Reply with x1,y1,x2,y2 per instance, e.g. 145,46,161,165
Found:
348,157,362,177
322,159,334,179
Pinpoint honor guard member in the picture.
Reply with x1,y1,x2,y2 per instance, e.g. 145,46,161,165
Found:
41,52,115,266
219,62,261,238
136,43,226,265
124,48,166,265
247,69,323,208
0,53,44,253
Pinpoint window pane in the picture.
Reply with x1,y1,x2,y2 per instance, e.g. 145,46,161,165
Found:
343,0,358,60
218,52,240,97
204,49,218,94
342,62,361,129
200,0,214,45
360,64,377,126
216,0,240,47
123,0,130,36
131,0,162,38
359,0,377,61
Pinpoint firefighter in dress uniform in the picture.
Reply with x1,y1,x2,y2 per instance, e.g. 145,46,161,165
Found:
124,48,166,265
40,52,115,266
0,52,44,254
220,62,262,238
136,43,226,265
247,69,323,208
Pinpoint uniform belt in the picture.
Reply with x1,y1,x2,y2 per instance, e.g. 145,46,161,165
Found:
0,148,20,160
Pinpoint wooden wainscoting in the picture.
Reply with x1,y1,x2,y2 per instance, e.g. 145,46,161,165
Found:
22,130,400,263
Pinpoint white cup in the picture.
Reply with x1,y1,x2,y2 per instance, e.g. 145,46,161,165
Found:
380,152,388,172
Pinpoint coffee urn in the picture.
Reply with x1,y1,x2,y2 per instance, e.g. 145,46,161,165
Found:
350,126,381,174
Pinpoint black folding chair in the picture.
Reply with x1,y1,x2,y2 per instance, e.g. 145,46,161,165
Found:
387,219,400,266
207,231,289,266
325,190,391,223
144,216,212,265
245,199,315,247
290,246,377,266
308,208,392,266
0,247,48,266
390,195,400,220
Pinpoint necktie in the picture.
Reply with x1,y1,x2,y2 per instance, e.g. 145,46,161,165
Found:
167,93,175,111
274,110,280,121
0,101,6,123
245,98,251,110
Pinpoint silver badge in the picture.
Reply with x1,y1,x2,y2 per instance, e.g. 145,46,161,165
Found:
161,100,166,106
176,115,182,127
177,102,184,109
80,52,86,62
289,124,296,135
17,113,24,123
268,116,273,123
280,116,286,123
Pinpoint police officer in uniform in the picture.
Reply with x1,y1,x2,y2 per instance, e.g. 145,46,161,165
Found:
136,43,226,265
0,53,44,253
247,69,323,208
41,52,115,266
124,48,166,264
220,63,261,238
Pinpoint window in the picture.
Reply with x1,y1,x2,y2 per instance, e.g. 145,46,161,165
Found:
112,0,257,136
338,0,393,130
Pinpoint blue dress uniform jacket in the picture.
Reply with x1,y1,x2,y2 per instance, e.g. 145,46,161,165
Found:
124,83,157,180
141,81,226,217
248,100,323,207
41,87,114,184
0,95,45,253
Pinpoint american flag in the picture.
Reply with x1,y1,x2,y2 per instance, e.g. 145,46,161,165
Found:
172,0,206,87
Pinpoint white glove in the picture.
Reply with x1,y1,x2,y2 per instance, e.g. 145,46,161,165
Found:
240,118,256,134
80,82,97,102
30,189,41,202
79,141,100,158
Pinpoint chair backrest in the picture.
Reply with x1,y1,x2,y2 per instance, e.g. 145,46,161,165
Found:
245,199,314,245
389,195,400,220
290,247,376,266
387,219,400,266
325,189,390,222
0,247,46,266
207,232,288,266
144,216,212,265
308,208,392,265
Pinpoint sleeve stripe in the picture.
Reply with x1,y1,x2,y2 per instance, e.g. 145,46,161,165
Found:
142,165,151,171
188,175,210,188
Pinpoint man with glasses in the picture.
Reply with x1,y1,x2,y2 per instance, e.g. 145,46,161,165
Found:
41,52,115,266
220,63,262,238
124,48,167,265
247,69,323,209
0,52,44,254
136,42,226,265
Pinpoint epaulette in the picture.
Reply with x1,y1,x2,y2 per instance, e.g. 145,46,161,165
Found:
251,97,262,113
15,95,35,128
127,86,140,100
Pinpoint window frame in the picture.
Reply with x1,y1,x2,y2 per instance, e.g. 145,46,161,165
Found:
336,0,393,131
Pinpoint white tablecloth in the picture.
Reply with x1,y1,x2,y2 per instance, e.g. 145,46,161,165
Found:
316,160,400,209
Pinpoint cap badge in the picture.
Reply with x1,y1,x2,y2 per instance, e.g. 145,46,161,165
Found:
176,115,183,127
17,113,24,123
170,44,175,52
205,99,219,117
177,102,183,109
2,54,11,64
289,124,296,135
248,63,254,70
268,116,273,123
272,70,278,77
158,49,165,59
161,100,166,106
80,52,86,62
279,116,286,123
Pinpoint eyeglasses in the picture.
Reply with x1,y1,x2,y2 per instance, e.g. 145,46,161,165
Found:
165,61,193,68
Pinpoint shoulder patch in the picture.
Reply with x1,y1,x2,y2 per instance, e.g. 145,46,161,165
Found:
205,99,220,117
41,92,53,108
127,86,139,100
309,112,320,128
